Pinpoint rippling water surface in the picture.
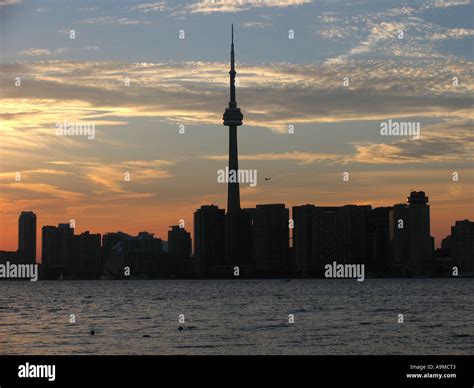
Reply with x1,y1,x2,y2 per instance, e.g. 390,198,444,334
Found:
0,279,472,355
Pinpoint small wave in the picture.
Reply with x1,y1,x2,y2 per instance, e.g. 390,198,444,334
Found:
370,308,398,313
293,308,309,313
420,324,443,328
175,344,218,349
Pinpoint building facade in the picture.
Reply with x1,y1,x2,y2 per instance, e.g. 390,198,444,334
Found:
18,211,36,264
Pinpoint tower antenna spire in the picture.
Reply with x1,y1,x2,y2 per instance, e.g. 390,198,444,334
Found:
229,24,236,106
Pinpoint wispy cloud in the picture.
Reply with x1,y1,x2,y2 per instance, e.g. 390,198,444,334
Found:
1,58,472,141
77,16,151,25
181,0,311,14
130,2,168,13
75,7,98,12
0,0,22,9
18,48,53,56
203,122,474,165
320,3,474,63
432,28,474,40
82,160,172,194
18,46,99,56
2,182,85,201
240,21,272,28
428,0,471,8
204,151,341,164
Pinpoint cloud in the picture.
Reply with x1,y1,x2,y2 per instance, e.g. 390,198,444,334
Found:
428,0,471,8
351,120,474,164
204,151,341,164
1,59,472,141
18,47,99,57
0,0,22,8
0,169,70,182
1,182,85,200
82,162,171,194
77,16,151,25
201,119,474,166
320,3,474,63
18,48,52,56
75,7,98,12
130,2,168,13
0,159,174,209
432,28,474,40
240,21,272,28
181,0,311,14
0,57,471,199
317,25,358,39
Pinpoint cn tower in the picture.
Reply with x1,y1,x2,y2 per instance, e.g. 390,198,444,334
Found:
223,24,243,214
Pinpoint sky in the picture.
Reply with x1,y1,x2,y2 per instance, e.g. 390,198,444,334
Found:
0,0,473,258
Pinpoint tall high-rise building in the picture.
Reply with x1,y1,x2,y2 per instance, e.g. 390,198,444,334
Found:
407,191,431,269
292,204,316,276
58,223,75,275
168,225,191,258
389,191,431,274
42,226,59,268
102,231,130,270
252,204,289,273
73,231,101,278
338,205,372,264
42,223,74,278
312,206,343,267
389,203,410,271
367,207,392,272
450,220,474,273
18,211,36,264
194,205,225,275
292,204,371,276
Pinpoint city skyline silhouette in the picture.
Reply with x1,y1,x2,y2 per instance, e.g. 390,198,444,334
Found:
2,185,473,279
2,6,473,255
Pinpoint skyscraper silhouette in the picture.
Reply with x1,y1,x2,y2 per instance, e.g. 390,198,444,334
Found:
168,225,192,258
223,24,243,213
449,220,474,272
18,211,36,264
252,204,289,273
194,205,226,275
389,191,431,274
41,222,74,279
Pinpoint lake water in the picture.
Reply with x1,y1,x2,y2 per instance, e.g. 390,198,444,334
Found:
0,279,472,355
